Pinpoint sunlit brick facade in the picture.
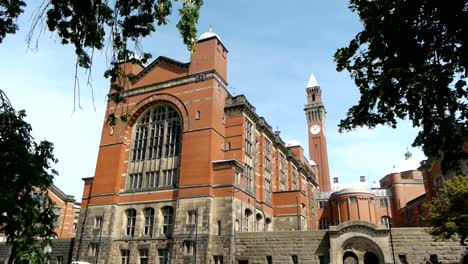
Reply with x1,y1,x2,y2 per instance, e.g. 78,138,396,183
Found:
72,31,320,264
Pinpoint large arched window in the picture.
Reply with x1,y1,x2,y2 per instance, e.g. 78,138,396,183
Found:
127,104,182,190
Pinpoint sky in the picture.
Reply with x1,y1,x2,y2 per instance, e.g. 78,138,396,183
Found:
0,0,425,199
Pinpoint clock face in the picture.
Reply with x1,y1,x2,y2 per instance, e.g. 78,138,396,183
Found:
310,124,321,135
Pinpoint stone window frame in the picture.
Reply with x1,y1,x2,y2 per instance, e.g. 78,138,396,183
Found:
127,104,182,192
139,248,149,264
381,216,391,228
187,210,197,225
88,243,97,256
379,198,388,208
125,209,137,237
143,208,155,237
183,240,195,255
319,218,329,230
161,206,174,238
94,216,103,229
213,256,224,264
349,196,358,204
121,249,130,264
158,249,169,264
318,201,328,209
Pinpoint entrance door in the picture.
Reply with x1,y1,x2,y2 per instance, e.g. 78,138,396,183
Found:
343,252,358,264
364,251,379,264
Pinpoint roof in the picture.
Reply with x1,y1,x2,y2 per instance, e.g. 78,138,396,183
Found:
307,71,319,87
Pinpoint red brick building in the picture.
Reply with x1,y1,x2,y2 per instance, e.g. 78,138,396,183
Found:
71,30,439,263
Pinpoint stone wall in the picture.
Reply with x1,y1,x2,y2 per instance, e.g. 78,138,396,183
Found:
391,228,466,264
235,230,329,264
0,239,74,264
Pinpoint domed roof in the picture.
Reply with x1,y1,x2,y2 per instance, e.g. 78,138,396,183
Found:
389,151,421,173
197,27,222,42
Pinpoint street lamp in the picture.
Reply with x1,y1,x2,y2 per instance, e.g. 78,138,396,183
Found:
43,244,52,264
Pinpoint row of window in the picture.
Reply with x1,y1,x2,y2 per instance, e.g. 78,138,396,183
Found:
317,216,391,230
120,207,174,238
120,248,169,264
317,198,388,209
127,169,178,190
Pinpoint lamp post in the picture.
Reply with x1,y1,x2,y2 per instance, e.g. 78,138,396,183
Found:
43,244,52,264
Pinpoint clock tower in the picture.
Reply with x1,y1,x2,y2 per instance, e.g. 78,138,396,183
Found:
304,72,331,192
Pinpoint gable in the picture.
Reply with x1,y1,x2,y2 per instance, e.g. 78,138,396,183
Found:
131,56,189,89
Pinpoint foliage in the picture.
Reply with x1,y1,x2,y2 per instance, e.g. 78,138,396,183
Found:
0,0,203,122
426,176,468,245
335,0,468,172
0,95,57,263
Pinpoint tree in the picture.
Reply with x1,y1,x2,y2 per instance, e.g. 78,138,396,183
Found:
0,91,57,263
426,176,468,245
335,0,467,173
0,0,203,121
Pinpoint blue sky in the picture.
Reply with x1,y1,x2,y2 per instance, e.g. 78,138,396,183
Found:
0,0,425,199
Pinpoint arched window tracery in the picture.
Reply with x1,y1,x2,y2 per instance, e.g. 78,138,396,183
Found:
127,104,182,190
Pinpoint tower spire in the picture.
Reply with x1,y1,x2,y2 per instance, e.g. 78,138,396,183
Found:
307,71,319,88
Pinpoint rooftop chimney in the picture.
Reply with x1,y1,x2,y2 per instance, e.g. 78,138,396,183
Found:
360,176,366,182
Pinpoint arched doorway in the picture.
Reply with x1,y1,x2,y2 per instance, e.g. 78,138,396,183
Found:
343,252,358,264
364,251,379,264
340,236,384,264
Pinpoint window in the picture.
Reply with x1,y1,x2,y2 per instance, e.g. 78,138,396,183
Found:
94,216,103,229
292,255,298,264
379,199,388,208
217,220,222,235
318,201,328,209
128,173,143,190
56,256,63,264
266,256,272,264
88,243,97,256
319,256,325,264
121,250,130,264
279,153,287,191
214,256,224,264
52,207,62,227
195,110,200,120
162,206,174,237
183,241,194,255
435,176,444,192
398,254,408,264
350,197,357,204
125,209,136,237
292,167,298,187
158,249,169,264
244,164,253,193
139,249,148,264
128,104,182,191
144,208,154,237
319,218,328,230
244,209,252,232
381,216,391,228
146,171,159,188
187,210,197,225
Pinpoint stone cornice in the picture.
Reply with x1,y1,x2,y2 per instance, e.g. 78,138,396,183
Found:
212,159,244,171
122,70,228,99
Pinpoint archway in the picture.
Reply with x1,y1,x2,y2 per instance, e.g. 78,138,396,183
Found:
343,252,358,264
341,236,384,264
364,251,379,264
